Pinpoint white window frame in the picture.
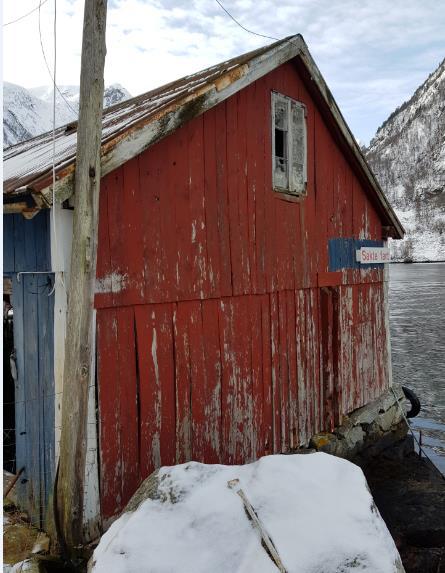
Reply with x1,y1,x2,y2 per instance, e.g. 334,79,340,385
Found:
271,91,307,196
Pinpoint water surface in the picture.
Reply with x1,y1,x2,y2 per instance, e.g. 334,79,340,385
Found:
389,263,445,474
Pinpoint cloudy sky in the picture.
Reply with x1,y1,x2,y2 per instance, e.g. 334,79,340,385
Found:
3,0,445,143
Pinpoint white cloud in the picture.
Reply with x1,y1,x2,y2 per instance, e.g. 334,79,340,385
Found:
3,0,445,143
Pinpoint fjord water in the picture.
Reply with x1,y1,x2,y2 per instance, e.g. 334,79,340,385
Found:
389,263,445,474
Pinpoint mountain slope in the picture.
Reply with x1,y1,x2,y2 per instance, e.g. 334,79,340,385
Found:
365,59,445,261
3,82,131,148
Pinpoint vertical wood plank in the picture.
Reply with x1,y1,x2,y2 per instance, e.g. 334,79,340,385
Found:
38,274,55,520
219,297,253,463
134,305,158,478
172,128,191,300
201,299,223,463
277,290,289,451
250,295,263,458
135,304,176,476
226,94,248,295
188,117,209,299
188,301,221,462
286,290,298,448
12,277,27,506
246,82,258,294
173,301,192,463
203,109,221,298
296,289,308,445
119,158,145,305
260,295,273,455
214,103,233,297
309,288,321,434
97,308,121,519
116,307,139,508
23,274,41,525
253,78,267,294
35,210,51,272
139,145,164,303
104,168,125,307
269,292,280,453
12,213,27,272
3,214,15,273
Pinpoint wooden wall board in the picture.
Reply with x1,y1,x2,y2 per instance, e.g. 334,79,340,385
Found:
94,59,392,523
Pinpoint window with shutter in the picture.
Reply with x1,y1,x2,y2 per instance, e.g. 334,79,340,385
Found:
271,92,307,195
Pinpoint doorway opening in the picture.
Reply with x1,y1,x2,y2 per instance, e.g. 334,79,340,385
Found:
3,278,16,474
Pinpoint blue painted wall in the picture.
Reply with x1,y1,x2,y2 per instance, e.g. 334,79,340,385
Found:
328,238,384,271
3,212,55,528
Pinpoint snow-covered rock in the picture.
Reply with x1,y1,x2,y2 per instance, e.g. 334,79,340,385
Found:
365,59,445,262
90,454,404,573
3,82,131,148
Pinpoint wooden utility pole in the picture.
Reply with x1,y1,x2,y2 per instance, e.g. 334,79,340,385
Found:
56,0,107,550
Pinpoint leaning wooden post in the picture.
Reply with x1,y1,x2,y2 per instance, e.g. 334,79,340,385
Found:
56,0,107,550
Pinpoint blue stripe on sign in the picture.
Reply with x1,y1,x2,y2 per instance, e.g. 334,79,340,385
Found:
328,238,384,271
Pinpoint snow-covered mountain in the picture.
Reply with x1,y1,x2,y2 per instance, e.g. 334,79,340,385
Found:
365,59,445,262
3,82,131,148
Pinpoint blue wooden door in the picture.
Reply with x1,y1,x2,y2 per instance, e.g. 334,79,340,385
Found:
13,274,55,527
4,212,55,528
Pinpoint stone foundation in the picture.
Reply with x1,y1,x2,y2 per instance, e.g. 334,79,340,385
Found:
310,384,408,463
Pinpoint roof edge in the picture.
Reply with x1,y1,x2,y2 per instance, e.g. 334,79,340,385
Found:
36,35,305,206
7,34,404,239
295,39,404,239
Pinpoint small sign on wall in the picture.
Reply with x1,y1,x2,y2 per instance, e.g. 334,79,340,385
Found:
356,247,390,264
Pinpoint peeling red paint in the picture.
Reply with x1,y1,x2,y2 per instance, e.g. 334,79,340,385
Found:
96,61,392,522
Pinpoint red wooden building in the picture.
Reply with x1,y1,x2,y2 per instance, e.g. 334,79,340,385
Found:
4,35,403,532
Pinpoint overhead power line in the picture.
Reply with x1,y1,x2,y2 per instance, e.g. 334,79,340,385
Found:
3,0,49,27
214,0,279,43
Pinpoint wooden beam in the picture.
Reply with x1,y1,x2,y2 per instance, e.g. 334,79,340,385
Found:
56,0,107,551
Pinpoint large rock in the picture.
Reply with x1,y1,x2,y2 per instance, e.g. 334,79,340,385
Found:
90,453,405,573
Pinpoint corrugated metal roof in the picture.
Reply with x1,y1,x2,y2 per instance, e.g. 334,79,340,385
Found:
3,38,287,196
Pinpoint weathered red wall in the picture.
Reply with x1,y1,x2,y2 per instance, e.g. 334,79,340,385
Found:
95,61,389,522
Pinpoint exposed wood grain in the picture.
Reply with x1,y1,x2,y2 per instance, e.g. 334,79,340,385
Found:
56,0,107,549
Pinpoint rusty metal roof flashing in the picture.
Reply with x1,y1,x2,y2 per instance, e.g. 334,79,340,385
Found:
3,34,404,238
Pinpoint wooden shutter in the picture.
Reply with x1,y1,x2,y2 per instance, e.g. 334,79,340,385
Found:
289,100,307,194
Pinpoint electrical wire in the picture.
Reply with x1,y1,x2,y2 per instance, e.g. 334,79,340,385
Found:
3,0,49,27
38,0,78,118
214,0,280,43
49,0,66,294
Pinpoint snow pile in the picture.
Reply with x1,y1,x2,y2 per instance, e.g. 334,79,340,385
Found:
91,453,403,573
